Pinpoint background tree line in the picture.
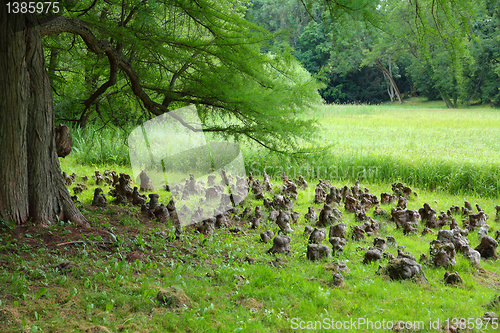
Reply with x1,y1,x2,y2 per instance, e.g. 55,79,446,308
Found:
246,0,500,106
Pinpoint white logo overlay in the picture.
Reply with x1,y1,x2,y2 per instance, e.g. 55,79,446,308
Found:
128,105,248,226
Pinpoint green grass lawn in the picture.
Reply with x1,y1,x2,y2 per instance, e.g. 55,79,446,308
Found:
246,100,500,197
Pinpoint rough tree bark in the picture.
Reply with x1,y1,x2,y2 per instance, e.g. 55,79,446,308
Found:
0,9,88,227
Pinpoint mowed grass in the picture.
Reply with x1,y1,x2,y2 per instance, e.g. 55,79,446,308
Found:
246,100,500,197
316,102,500,165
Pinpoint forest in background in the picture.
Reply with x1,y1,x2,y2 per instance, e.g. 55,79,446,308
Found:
245,0,500,106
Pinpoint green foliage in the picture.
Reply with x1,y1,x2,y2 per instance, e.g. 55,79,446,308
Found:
295,20,331,74
459,1,500,106
407,61,442,101
325,67,388,104
247,0,499,106
33,288,47,301
245,102,500,197
45,0,323,154
0,217,15,232
245,0,316,50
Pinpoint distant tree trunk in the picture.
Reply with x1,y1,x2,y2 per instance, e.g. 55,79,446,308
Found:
376,58,403,104
0,10,88,227
383,71,395,102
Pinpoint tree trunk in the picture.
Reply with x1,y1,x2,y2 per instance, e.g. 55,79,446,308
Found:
376,60,403,104
0,10,88,227
383,71,395,102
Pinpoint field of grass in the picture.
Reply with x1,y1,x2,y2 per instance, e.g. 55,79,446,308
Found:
247,100,500,197
1,155,500,332
69,99,500,197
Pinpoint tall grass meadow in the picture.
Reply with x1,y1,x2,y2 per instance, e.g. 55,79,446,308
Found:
246,102,500,197
68,101,500,197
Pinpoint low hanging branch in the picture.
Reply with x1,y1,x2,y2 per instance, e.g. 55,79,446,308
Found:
39,15,297,151
375,60,403,104
83,51,117,110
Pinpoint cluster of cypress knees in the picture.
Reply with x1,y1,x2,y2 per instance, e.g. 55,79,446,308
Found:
64,168,500,286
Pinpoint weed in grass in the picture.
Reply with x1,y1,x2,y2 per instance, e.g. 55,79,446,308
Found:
0,217,15,233
117,215,140,228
